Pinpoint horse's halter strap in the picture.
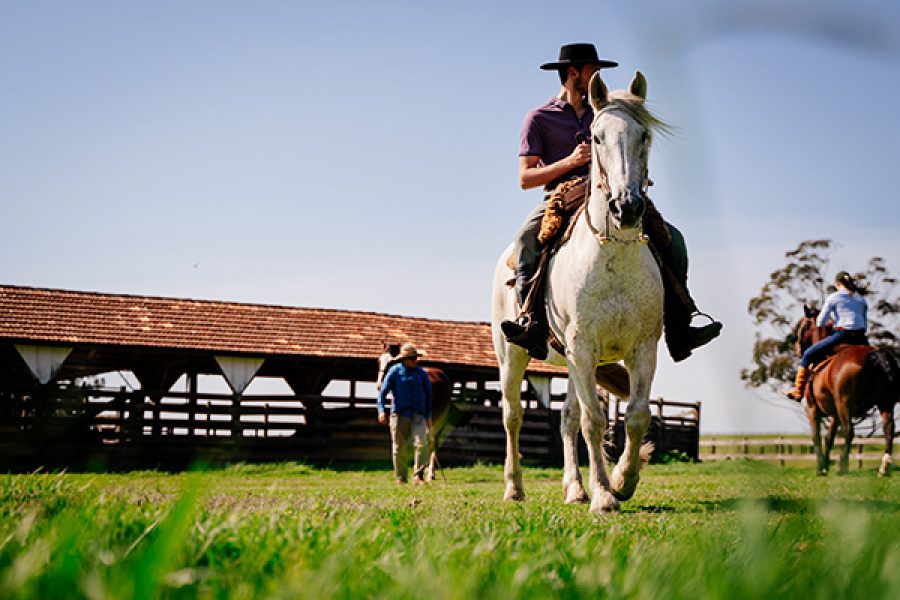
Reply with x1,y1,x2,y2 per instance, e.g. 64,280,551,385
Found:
582,106,651,246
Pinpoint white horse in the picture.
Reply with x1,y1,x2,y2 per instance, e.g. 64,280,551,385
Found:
491,71,665,513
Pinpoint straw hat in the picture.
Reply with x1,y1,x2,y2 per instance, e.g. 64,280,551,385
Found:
395,343,423,361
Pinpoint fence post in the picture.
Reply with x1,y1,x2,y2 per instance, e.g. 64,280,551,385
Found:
778,436,785,467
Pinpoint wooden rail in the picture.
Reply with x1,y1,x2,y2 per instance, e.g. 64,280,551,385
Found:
0,382,702,467
700,435,898,469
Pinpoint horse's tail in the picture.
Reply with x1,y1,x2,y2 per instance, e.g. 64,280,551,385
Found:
865,348,900,404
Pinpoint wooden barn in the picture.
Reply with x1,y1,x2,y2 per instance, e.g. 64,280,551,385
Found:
0,284,701,469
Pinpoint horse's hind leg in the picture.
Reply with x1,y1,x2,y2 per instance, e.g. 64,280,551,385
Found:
561,380,588,504
500,350,529,501
878,409,894,477
807,406,827,476
838,416,853,475
823,417,838,475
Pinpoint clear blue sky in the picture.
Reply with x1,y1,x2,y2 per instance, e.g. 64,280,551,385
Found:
2,1,898,432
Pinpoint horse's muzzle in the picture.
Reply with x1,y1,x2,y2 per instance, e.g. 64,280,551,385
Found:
608,187,646,229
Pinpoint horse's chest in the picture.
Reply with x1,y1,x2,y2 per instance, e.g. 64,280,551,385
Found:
548,246,663,352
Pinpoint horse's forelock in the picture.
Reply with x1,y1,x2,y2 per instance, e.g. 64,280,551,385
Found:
595,94,675,142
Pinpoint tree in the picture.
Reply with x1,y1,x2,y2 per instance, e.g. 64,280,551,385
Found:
742,239,899,395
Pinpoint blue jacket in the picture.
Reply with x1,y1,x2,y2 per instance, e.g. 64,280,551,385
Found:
377,363,433,419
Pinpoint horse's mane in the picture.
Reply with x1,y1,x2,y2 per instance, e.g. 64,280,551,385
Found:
604,92,676,143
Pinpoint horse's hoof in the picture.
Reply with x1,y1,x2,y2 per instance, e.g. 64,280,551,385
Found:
610,468,639,501
504,484,526,502
877,469,889,478
590,491,619,514
564,482,589,504
817,469,828,477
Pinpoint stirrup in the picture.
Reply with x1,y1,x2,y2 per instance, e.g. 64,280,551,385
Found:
690,311,718,326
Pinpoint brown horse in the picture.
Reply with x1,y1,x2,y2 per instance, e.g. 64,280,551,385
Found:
376,345,453,481
796,306,899,476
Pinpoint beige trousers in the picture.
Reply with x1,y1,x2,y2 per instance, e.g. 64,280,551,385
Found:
390,413,429,481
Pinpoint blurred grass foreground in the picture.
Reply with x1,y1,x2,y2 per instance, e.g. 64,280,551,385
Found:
0,461,898,599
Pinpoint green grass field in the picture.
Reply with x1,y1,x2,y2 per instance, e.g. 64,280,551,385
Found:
1,460,898,599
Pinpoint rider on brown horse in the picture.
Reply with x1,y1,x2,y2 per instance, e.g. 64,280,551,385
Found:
785,271,869,400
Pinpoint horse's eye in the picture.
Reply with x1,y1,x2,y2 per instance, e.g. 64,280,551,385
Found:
641,131,649,144
593,134,603,144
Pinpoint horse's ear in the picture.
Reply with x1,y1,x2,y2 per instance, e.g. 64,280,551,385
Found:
589,71,608,111
630,71,647,99
803,304,813,318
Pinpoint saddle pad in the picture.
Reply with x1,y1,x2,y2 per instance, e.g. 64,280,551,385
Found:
811,344,872,374
811,354,836,375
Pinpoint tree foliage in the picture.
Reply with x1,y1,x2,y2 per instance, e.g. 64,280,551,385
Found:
742,239,899,394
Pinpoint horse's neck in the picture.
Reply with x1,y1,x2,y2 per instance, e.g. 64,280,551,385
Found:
813,326,833,344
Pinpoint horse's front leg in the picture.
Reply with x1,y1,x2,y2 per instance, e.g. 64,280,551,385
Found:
500,356,528,501
569,345,617,514
561,380,588,504
610,342,656,501
878,409,894,477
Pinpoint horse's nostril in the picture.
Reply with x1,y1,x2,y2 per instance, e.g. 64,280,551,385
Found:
608,199,620,215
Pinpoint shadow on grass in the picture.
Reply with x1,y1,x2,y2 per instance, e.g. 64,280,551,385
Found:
631,495,900,515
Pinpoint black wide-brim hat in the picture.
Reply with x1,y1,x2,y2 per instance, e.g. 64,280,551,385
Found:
540,43,618,70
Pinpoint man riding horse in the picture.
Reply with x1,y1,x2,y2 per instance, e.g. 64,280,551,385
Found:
501,43,722,362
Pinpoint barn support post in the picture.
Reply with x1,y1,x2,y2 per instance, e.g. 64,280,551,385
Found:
231,392,242,446
130,389,145,448
187,371,199,436
33,383,51,453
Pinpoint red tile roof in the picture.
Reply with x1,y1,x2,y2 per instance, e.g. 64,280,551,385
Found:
0,285,563,374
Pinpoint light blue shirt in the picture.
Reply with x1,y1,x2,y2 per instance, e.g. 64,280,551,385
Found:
817,290,867,331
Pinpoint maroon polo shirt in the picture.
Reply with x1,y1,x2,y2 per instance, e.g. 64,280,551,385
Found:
519,97,593,190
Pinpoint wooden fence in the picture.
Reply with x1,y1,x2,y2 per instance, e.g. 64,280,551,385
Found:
0,382,701,469
700,435,897,469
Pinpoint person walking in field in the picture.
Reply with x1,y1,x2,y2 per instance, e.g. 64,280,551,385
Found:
377,343,433,483
500,42,722,361
785,271,869,400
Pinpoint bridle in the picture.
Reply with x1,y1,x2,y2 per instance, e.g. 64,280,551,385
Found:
582,105,651,246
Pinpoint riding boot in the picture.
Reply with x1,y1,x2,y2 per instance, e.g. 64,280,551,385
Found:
660,264,723,363
644,199,722,363
784,366,810,402
501,273,549,360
